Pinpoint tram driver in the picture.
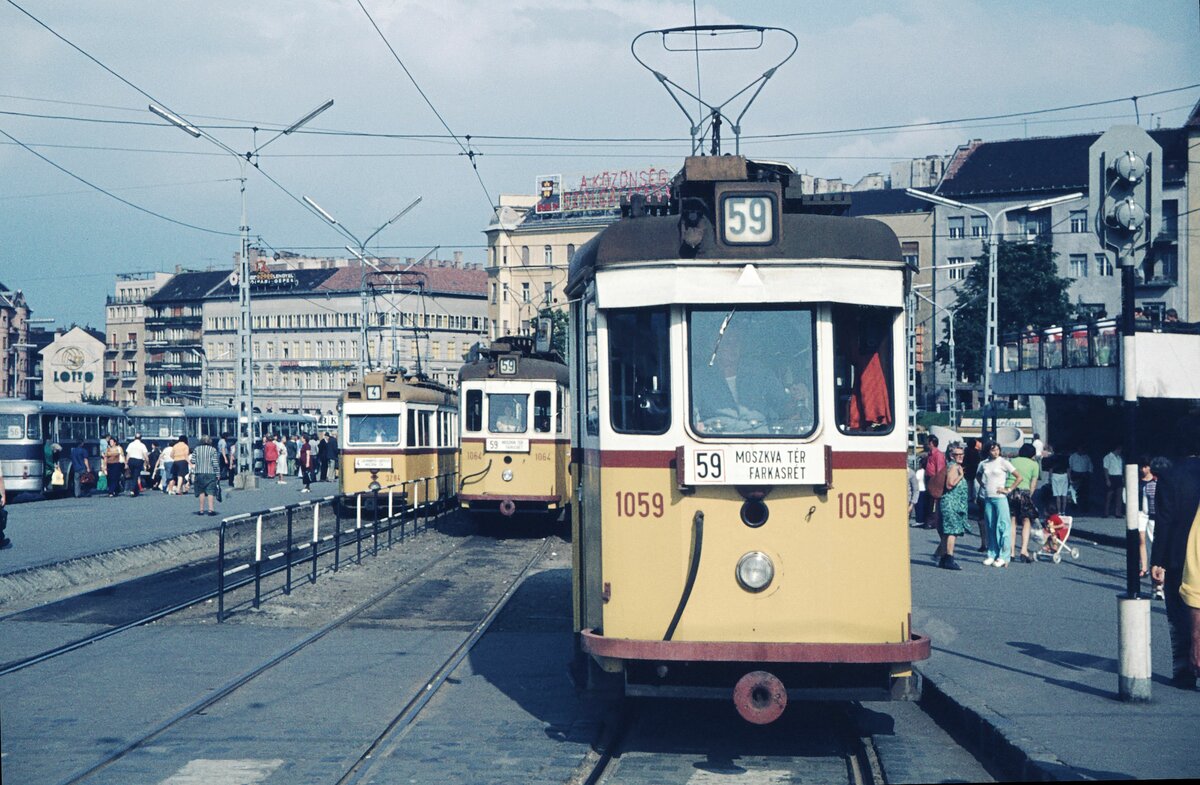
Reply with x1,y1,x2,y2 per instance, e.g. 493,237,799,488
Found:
691,308,815,436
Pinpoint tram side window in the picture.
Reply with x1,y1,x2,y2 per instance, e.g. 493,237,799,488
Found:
534,390,552,433
555,387,564,434
465,389,482,432
420,411,431,446
833,304,895,434
407,409,417,447
608,309,671,435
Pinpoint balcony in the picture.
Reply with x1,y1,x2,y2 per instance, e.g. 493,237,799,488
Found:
121,340,138,352
145,313,202,329
120,371,139,383
105,344,119,356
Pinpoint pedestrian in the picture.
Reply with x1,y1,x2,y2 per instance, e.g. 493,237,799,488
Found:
1031,432,1045,467
285,434,298,478
217,432,229,482
102,436,125,497
922,435,946,530
171,435,191,495
225,435,237,488
1068,445,1094,514
1149,416,1200,689
934,442,968,570
318,432,331,482
976,440,1022,568
1049,449,1071,519
146,442,161,490
327,431,339,480
160,439,175,493
0,471,11,549
907,459,922,523
1103,445,1124,517
70,441,91,498
1010,442,1041,563
263,434,280,481
1164,307,1179,324
126,433,149,497
190,434,221,516
299,433,314,493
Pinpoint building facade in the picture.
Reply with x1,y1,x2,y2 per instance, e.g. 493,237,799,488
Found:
39,326,106,403
104,271,172,406
0,282,31,399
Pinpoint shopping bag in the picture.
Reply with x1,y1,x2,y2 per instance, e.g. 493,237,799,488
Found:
50,466,65,487
96,473,108,492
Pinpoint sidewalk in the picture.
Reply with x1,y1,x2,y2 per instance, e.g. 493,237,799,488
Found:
909,515,1197,781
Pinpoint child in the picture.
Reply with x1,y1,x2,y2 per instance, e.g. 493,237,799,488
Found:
1041,500,1070,556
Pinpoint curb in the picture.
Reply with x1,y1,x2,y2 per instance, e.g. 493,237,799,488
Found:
0,530,216,608
917,667,1087,782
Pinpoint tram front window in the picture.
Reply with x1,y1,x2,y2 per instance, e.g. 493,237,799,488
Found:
689,307,816,437
348,414,400,444
0,414,23,440
488,393,528,433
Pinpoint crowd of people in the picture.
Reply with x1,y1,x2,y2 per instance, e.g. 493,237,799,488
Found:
912,420,1200,690
258,432,339,493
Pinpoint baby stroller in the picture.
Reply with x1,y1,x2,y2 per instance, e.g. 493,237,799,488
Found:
1034,514,1080,563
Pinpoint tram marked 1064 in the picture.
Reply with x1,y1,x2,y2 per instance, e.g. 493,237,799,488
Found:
457,335,571,521
337,371,458,508
569,155,930,724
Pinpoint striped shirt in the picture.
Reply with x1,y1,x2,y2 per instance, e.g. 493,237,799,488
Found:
192,444,220,475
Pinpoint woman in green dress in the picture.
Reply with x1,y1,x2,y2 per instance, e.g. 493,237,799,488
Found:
935,442,969,570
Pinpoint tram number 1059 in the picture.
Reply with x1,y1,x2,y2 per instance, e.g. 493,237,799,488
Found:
615,491,665,519
837,492,886,520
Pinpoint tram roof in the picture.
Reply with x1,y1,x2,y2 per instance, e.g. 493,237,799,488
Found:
341,373,457,406
0,399,125,416
566,213,902,296
125,405,234,418
458,356,569,385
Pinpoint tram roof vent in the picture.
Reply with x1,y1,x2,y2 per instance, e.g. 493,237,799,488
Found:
683,155,747,182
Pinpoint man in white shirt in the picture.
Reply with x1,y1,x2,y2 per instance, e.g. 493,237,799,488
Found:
1103,445,1124,517
125,434,150,498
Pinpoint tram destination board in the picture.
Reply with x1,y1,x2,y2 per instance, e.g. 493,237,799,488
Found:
684,444,825,485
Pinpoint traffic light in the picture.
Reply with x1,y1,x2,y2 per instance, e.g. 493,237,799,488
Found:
1088,126,1161,266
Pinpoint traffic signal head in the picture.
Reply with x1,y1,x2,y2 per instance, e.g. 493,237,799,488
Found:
1088,126,1161,265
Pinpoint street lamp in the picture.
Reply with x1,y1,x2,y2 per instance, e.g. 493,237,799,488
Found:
151,99,333,490
907,188,1082,441
301,196,421,379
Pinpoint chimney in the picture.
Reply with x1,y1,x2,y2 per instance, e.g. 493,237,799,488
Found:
175,264,183,273
406,257,416,266
453,251,463,267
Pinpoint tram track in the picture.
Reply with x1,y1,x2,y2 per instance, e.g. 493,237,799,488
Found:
571,701,885,785
44,532,554,785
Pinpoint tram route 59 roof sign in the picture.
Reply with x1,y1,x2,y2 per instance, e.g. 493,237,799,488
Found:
684,443,826,485
535,168,672,215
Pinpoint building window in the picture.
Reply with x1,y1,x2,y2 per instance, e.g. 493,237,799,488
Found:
970,216,988,237
1070,210,1087,233
948,217,964,239
521,282,530,303
490,283,496,303
544,245,552,265
1096,254,1114,277
1024,214,1046,239
901,241,919,269
947,257,966,281
502,283,509,303
521,246,530,265
1069,254,1088,278
544,281,553,304
567,243,576,261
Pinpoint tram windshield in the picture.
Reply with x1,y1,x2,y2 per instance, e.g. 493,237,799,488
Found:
689,307,816,438
347,414,400,445
488,393,528,434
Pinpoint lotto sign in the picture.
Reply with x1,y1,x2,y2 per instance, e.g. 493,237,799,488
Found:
685,444,825,485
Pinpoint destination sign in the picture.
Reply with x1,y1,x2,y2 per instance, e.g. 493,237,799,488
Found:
486,438,530,453
685,444,825,486
354,457,392,471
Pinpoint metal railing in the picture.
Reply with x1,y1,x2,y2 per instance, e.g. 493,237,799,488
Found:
1001,319,1120,372
215,470,458,621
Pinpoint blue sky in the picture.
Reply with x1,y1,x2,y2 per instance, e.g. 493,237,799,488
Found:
1,0,1197,327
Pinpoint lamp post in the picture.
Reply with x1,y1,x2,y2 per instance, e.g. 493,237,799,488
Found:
912,285,958,428
907,189,1082,442
301,196,421,379
150,99,333,489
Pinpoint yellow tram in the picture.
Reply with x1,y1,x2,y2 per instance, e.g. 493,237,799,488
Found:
457,336,571,520
569,156,929,723
337,371,458,507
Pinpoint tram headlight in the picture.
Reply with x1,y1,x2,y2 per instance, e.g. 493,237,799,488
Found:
735,551,774,593
502,469,513,482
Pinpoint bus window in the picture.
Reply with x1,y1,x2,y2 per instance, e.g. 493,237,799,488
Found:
608,309,671,435
834,304,895,434
534,390,552,433
0,414,23,440
465,389,482,432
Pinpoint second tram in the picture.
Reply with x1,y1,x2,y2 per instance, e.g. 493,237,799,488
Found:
569,155,930,723
457,336,571,520
338,371,458,507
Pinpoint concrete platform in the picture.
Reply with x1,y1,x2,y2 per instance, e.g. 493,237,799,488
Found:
910,515,1199,781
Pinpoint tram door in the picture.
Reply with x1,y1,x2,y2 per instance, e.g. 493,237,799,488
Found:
572,292,604,633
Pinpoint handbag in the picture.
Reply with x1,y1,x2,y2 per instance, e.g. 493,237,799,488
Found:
96,473,108,492
927,467,948,499
50,466,65,487
79,471,97,486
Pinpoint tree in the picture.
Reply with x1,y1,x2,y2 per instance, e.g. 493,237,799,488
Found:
936,240,1074,382
538,306,569,361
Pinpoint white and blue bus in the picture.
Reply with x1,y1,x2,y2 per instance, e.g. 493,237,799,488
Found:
124,405,237,450
0,399,127,497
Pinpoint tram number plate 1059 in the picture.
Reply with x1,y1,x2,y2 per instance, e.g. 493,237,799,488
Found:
685,445,825,485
